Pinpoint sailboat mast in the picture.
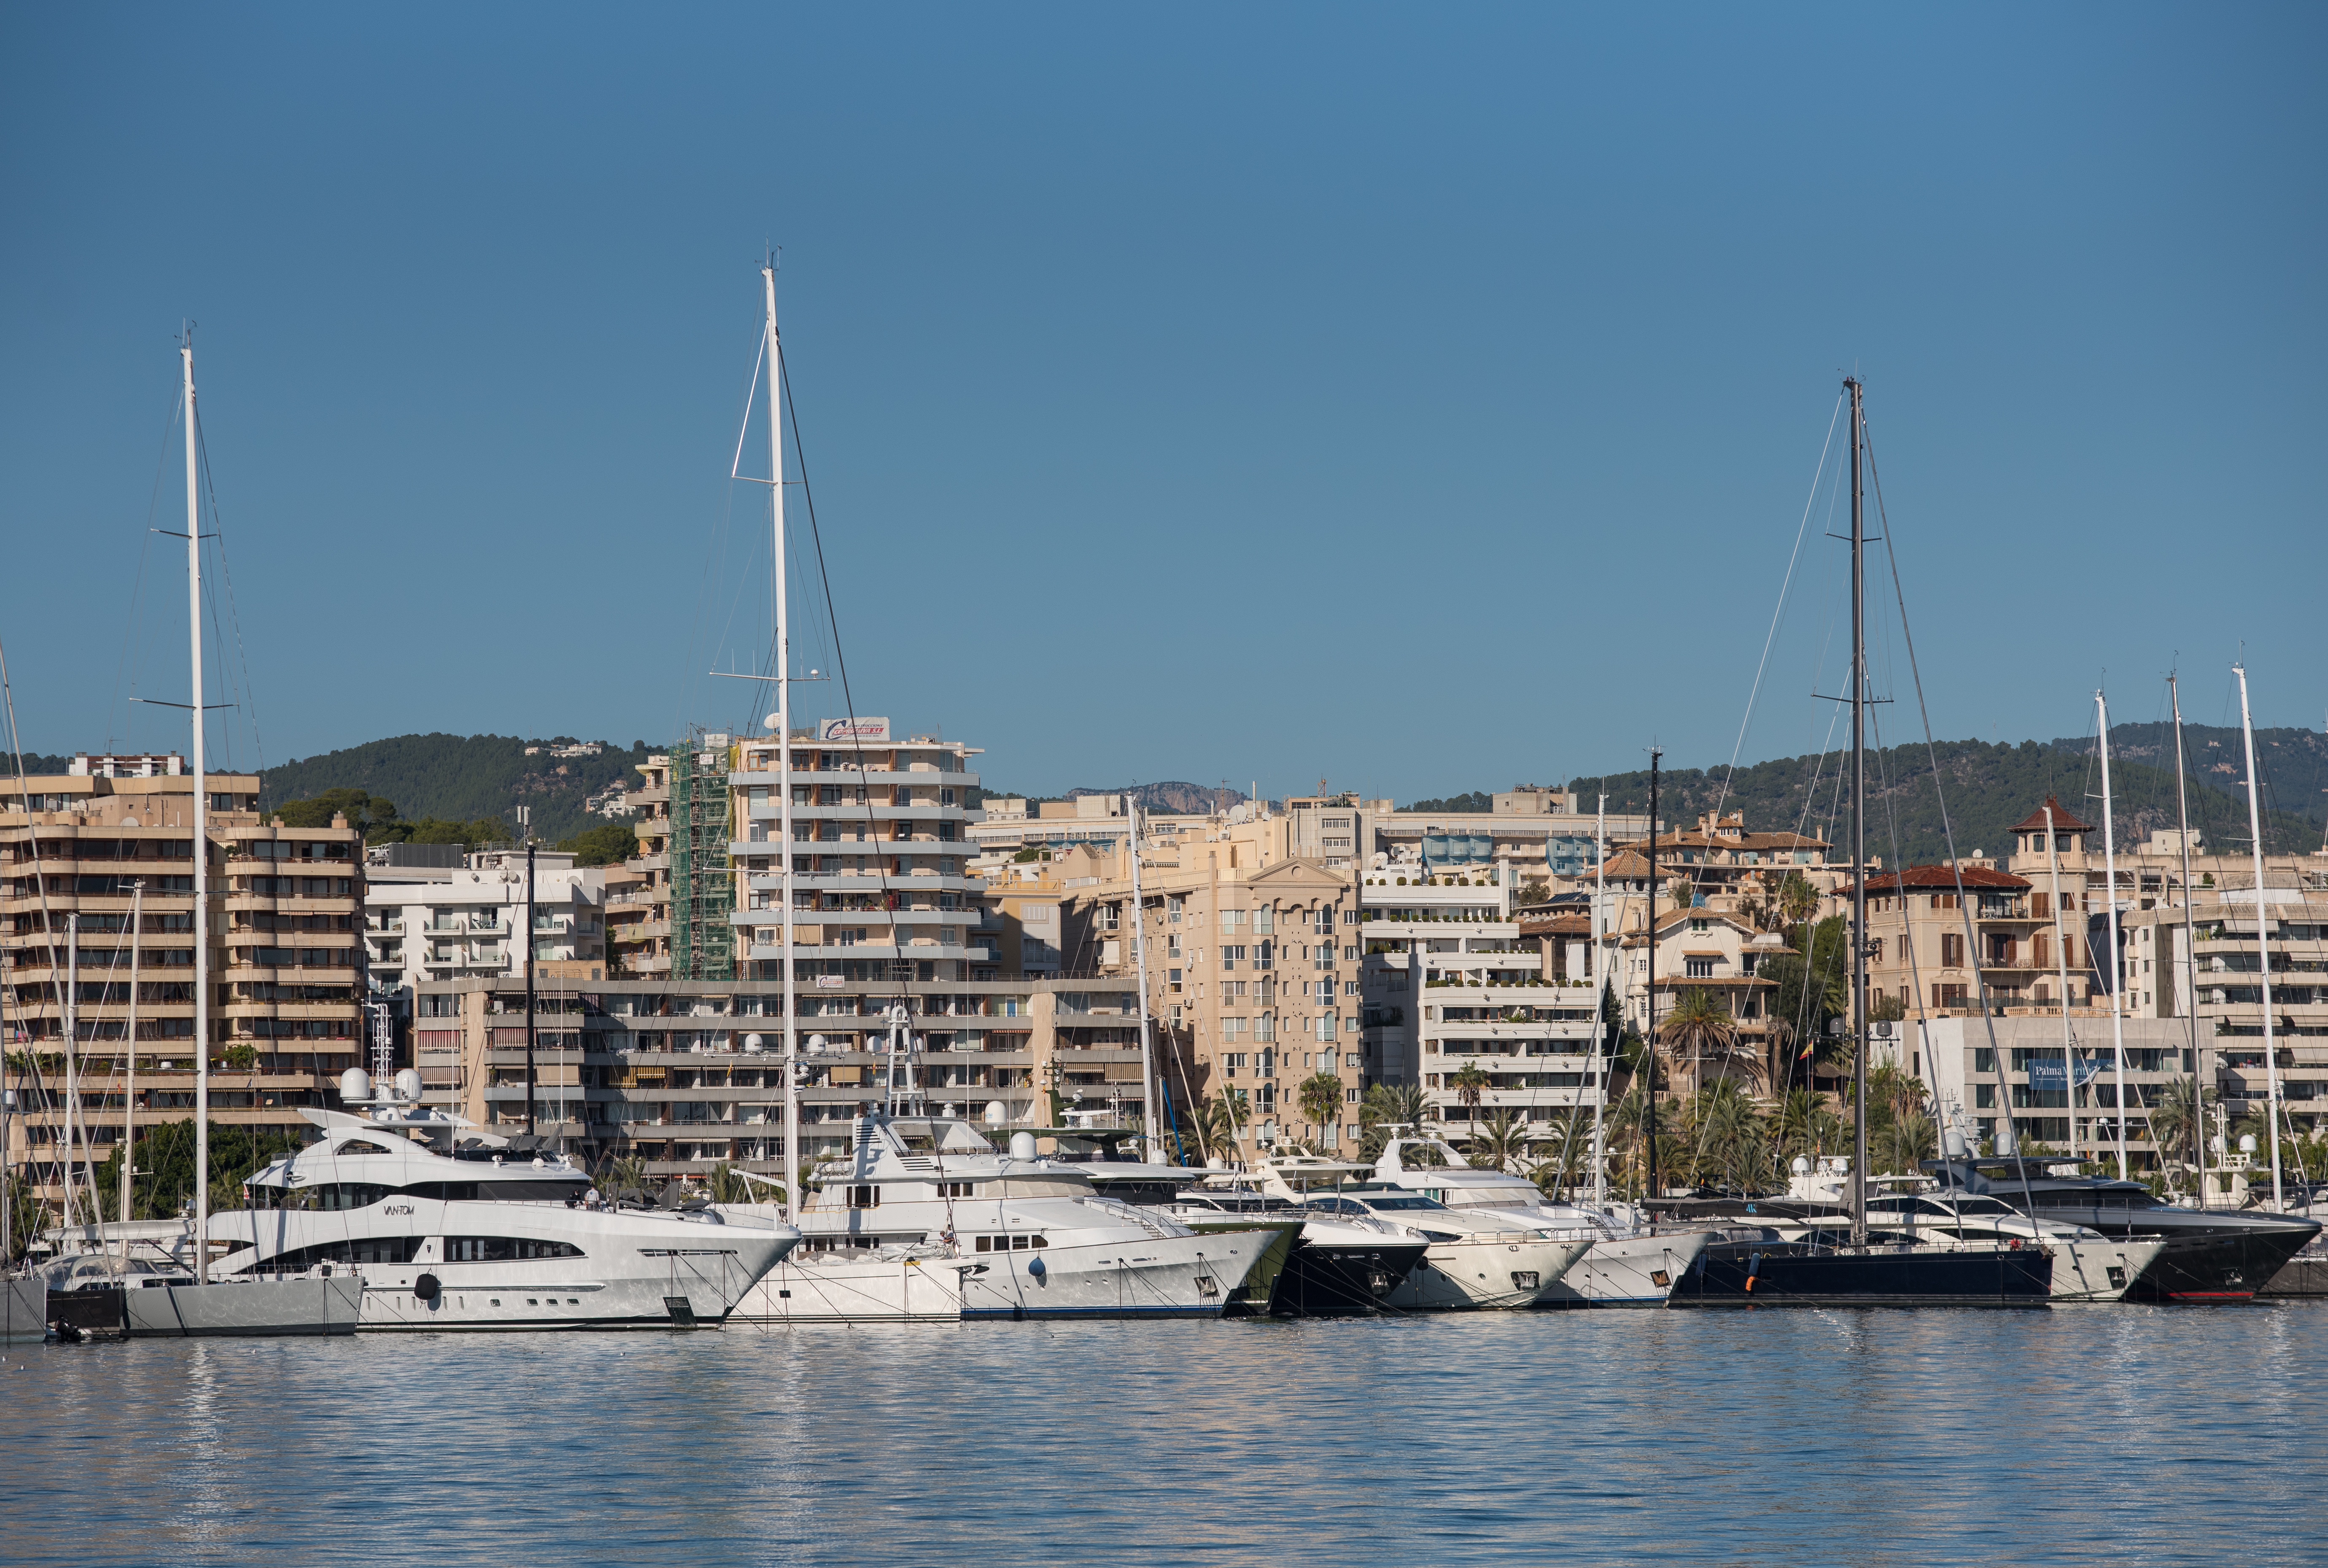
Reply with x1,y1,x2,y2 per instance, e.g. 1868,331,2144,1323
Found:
2233,664,2284,1210
524,840,537,1137
1128,801,1160,1160
183,340,211,1286
1846,377,1868,1249
2169,676,2203,1199
62,914,78,1234
1644,748,1660,1224
2095,691,2130,1181
1590,793,1607,1208
765,263,801,1226
2041,805,2078,1165
121,881,143,1255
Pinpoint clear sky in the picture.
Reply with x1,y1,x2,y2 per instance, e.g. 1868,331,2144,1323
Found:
2,5,2320,801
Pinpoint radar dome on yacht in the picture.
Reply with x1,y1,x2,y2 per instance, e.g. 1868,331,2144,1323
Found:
394,1068,423,1102
807,1035,829,1054
2240,1134,2257,1154
1008,1131,1037,1160
1790,1156,1811,1175
743,1033,766,1054
339,1068,372,1103
982,1100,1007,1127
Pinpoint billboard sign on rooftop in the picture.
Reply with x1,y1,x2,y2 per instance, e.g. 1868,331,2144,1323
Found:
819,717,890,745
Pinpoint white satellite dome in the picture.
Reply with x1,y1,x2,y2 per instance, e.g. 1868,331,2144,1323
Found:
1008,1131,1038,1161
807,1034,829,1054
742,1033,766,1054
393,1068,423,1102
338,1068,372,1103
982,1100,1008,1127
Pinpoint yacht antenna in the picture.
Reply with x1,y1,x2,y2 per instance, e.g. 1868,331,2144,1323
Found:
2095,691,2131,1180
1846,376,1869,1251
2233,664,2285,1210
1590,793,1607,1208
1128,800,1161,1161
183,338,213,1286
2168,674,2204,1200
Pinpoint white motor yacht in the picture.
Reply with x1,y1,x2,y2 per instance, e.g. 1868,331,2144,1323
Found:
728,1114,1277,1322
1255,1151,1591,1311
1372,1136,1710,1305
205,1072,799,1330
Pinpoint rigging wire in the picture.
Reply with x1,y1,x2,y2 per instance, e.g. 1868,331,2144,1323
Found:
107,385,187,756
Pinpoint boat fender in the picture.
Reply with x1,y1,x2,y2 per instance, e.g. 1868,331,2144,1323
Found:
414,1272,442,1302
1027,1256,1046,1283
1745,1252,1762,1294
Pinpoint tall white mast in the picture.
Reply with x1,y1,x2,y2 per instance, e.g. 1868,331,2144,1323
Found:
1589,793,1607,1208
1128,801,1160,1161
62,914,79,1234
765,264,800,1226
2169,675,2204,1201
120,881,143,1257
184,340,211,1284
2094,691,2130,1181
2234,664,2285,1211
2041,804,2078,1165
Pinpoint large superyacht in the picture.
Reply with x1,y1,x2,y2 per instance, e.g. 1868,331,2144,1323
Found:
205,1070,800,1329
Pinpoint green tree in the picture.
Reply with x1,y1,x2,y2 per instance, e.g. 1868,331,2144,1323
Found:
1449,1063,1489,1125
1871,1110,1936,1178
1468,1108,1528,1173
558,820,638,867
1658,987,1754,1092
1762,916,1850,1070
1358,1082,1428,1160
1681,1081,1768,1192
90,1119,304,1222
1186,1092,1245,1163
2149,1075,2214,1183
274,786,400,836
1297,1071,1346,1147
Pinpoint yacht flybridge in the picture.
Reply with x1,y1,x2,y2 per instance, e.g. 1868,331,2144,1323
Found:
731,1114,1277,1321
205,1070,800,1330
1373,1136,1711,1306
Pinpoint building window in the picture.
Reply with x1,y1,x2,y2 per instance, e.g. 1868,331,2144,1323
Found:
1685,957,1713,979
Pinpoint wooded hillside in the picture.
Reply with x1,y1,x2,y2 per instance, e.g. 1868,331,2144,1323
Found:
261,734,649,846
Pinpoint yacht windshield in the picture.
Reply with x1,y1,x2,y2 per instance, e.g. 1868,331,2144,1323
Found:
1360,1196,1450,1212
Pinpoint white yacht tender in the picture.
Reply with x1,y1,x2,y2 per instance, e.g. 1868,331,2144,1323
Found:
207,1073,799,1330
1372,1137,1711,1306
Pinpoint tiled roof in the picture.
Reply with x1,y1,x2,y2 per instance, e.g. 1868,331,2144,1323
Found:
2009,796,2093,834
1863,864,2033,893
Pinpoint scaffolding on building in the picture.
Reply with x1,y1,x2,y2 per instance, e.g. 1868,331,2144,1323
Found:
668,736,736,982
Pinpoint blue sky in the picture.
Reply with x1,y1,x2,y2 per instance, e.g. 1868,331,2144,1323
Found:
2,5,2320,801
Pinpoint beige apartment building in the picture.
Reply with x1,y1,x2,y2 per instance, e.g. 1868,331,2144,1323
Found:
1051,815,1367,1162
2,756,365,1202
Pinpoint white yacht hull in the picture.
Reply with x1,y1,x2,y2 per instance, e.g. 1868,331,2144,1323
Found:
208,1200,795,1331
125,1275,364,1337
1390,1237,1591,1311
1539,1231,1712,1306
958,1232,1233,1319
737,1251,967,1323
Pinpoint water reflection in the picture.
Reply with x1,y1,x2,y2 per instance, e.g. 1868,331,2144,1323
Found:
1,1308,2320,1566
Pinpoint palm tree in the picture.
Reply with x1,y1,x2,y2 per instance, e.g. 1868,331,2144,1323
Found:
2149,1075,2212,1185
708,1162,755,1205
1449,1063,1489,1129
1297,1071,1346,1149
1871,1111,1935,1178
1659,987,1754,1095
1469,1108,1528,1173
1358,1082,1428,1160
1770,1087,1846,1174
1186,1092,1244,1164
1683,1081,1768,1193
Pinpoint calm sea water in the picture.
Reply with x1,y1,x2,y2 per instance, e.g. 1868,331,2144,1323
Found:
3,1307,2323,1567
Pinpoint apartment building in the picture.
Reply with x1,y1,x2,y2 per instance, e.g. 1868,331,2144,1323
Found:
413,974,1110,1175
612,752,673,976
1361,870,1612,1146
1371,793,1651,886
1,759,364,1200
725,719,983,984
363,844,607,996
1892,1015,2196,1172
1052,816,1365,1162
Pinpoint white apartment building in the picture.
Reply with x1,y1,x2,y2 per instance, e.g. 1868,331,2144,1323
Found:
1359,860,1608,1144
725,719,985,984
364,845,608,997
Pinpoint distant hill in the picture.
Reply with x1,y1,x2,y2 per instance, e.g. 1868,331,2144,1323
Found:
1563,731,2322,866
1069,782,1246,816
2045,723,2327,833
261,734,650,846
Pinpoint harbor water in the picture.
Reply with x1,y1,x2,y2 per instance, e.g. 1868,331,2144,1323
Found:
4,1307,2324,1566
